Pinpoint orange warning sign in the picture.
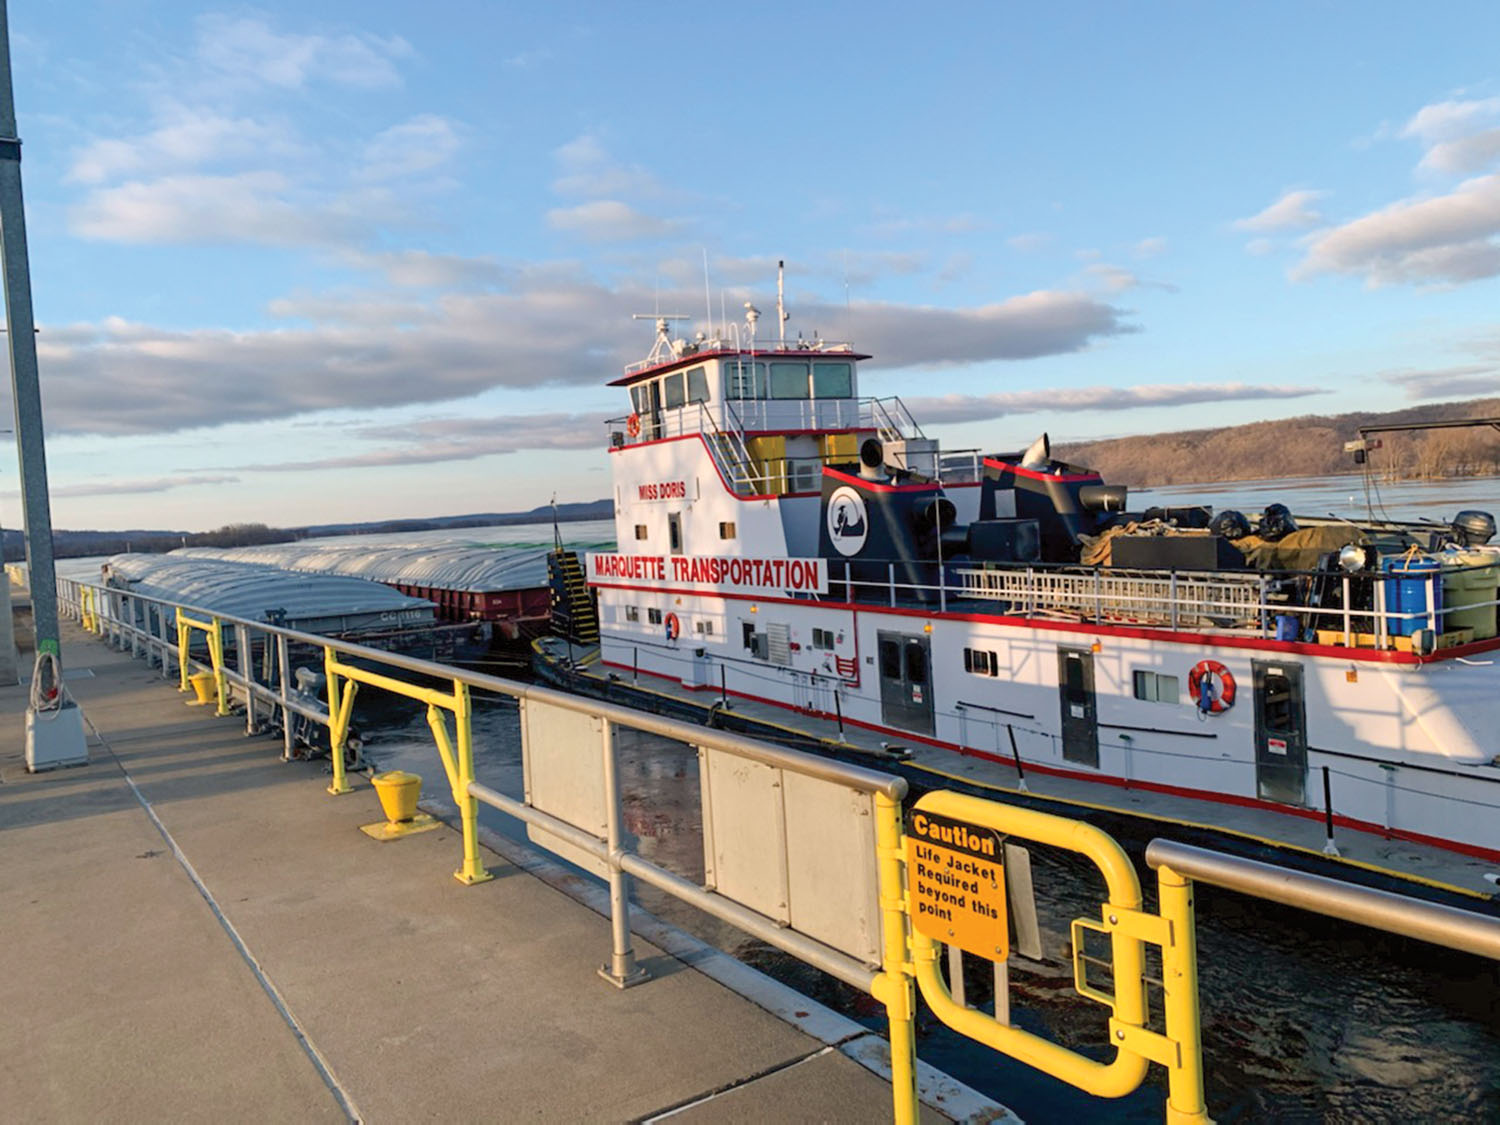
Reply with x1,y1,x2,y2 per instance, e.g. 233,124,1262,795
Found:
905,810,1008,960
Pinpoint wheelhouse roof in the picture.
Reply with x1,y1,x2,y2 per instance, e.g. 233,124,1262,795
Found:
607,346,871,388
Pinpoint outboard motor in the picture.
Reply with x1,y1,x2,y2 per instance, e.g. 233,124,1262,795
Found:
977,434,1127,562
1452,510,1497,547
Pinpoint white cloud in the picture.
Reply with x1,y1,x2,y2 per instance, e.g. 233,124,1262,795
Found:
1007,232,1052,253
806,290,1133,367
1244,238,1274,257
546,200,680,242
359,115,462,180
1133,237,1167,259
1382,363,1500,399
0,474,244,499
907,383,1323,424
1294,172,1500,286
237,414,606,471
1402,97,1500,145
195,14,412,91
10,280,1133,436
1418,128,1500,176
551,134,663,199
67,106,301,184
335,249,509,289
69,172,365,247
1234,190,1326,232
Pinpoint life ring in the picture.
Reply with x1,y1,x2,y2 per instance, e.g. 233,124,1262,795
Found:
627,413,642,438
664,612,680,641
1188,660,1235,714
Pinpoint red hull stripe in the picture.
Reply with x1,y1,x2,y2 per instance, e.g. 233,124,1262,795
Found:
822,466,942,494
601,659,1500,866
983,458,1102,484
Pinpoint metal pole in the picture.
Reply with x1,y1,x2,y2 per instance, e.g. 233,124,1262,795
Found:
598,716,646,988
0,3,62,677
1321,766,1339,857
277,634,294,760
1145,839,1500,961
236,623,256,734
1006,723,1029,792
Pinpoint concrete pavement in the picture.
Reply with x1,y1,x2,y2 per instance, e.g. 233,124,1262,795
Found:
0,619,1002,1123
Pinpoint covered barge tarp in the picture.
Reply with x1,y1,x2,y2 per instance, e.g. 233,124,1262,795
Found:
169,535,612,628
102,554,436,636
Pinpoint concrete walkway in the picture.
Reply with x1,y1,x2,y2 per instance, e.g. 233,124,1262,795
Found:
0,621,996,1122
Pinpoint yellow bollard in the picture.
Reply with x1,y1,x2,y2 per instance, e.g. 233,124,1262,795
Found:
187,671,216,705
360,770,441,841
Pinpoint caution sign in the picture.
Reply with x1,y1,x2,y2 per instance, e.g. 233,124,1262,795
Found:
905,810,1008,960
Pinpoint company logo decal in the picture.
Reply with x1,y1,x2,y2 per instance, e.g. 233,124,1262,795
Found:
827,486,868,556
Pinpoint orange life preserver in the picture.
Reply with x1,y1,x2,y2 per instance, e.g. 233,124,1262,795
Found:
1188,660,1236,714
627,413,642,438
664,612,680,641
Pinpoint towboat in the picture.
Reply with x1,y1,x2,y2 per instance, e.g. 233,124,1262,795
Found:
564,293,1500,873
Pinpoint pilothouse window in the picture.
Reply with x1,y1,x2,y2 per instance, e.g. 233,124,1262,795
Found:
725,360,767,399
662,372,685,409
686,366,709,404
813,363,853,398
770,361,811,399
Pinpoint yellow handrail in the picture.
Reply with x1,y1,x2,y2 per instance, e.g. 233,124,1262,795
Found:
176,611,229,717
324,651,492,886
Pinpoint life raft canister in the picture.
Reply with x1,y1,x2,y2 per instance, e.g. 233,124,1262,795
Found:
664,611,680,641
1188,659,1235,714
627,413,642,437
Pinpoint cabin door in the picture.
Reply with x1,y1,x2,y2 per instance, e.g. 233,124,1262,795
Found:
1057,648,1099,768
1253,661,1307,805
877,631,935,737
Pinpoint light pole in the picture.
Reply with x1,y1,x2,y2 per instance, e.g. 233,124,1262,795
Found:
0,1,86,767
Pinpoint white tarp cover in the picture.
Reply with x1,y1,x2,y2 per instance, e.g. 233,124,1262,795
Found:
103,553,436,632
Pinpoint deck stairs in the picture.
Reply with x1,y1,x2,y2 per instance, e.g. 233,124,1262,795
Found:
548,550,599,644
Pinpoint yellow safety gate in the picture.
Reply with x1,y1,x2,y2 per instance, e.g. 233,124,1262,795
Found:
175,611,230,717
322,649,493,886
898,790,1209,1124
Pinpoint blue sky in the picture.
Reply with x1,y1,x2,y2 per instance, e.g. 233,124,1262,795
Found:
7,2,1500,530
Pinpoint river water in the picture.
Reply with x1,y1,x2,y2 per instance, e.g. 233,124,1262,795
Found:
342,481,1500,1122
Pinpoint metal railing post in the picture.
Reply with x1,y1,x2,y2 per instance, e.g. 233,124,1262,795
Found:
871,791,918,1125
452,680,492,885
236,623,256,734
1155,864,1209,1125
598,716,646,987
277,634,294,760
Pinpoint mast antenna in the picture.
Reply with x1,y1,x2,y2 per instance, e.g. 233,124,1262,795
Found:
776,259,788,347
702,249,712,337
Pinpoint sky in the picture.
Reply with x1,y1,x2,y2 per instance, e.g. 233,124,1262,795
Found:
6,2,1500,531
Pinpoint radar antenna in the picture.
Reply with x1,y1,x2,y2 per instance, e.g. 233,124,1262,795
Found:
631,313,692,365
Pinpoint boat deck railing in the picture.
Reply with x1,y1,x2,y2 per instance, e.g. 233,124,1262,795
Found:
821,556,1500,652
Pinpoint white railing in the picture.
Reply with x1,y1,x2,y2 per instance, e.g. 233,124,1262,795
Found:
819,558,1500,650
